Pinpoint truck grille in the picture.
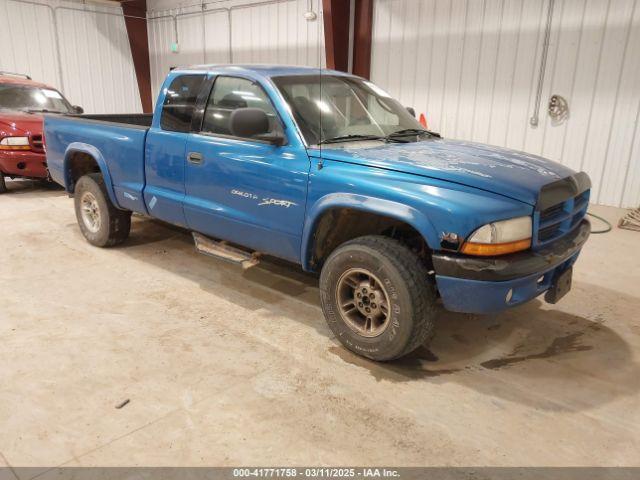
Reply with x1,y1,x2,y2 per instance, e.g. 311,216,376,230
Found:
535,189,590,247
31,134,45,153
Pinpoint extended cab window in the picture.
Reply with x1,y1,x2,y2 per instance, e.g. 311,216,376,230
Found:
202,76,282,139
160,74,205,132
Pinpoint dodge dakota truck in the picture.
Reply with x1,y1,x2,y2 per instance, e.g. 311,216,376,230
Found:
44,65,591,361
0,71,82,192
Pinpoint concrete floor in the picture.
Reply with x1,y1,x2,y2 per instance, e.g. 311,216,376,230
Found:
1,179,639,473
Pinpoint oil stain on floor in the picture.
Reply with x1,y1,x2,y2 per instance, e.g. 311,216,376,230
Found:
480,331,593,370
330,327,596,379
328,345,462,382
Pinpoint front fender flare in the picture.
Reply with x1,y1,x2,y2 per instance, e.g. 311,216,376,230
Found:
300,193,440,271
63,143,119,207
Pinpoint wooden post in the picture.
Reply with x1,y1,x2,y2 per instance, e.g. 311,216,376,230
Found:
120,0,153,113
322,0,351,72
352,0,373,79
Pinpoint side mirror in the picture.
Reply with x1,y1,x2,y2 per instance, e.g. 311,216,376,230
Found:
73,105,84,114
230,108,284,145
406,106,416,117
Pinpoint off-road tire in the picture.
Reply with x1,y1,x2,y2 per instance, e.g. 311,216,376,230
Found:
0,173,6,193
74,173,131,247
319,235,437,361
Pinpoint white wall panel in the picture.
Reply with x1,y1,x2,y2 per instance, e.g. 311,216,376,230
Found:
150,5,206,101
0,0,142,114
231,0,324,66
147,0,325,103
204,9,232,63
371,0,640,207
0,1,61,94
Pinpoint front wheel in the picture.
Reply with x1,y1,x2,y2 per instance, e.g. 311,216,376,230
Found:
319,235,437,361
74,173,131,247
0,173,6,193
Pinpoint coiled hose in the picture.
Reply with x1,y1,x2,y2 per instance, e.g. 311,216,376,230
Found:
587,212,612,234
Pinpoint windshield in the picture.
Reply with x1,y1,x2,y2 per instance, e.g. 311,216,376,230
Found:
0,84,73,113
273,75,425,146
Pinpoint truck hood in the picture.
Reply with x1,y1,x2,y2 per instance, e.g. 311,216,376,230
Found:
0,110,44,135
320,138,576,206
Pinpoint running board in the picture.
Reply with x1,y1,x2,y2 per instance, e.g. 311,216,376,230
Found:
192,232,261,269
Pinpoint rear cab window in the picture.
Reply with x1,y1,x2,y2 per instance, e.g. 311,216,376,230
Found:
160,74,206,132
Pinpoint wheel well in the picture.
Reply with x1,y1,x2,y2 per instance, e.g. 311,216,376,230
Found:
67,152,100,192
309,208,432,270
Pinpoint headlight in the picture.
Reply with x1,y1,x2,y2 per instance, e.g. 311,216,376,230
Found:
0,136,31,150
461,216,532,256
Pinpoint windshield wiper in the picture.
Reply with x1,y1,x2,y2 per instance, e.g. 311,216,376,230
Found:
386,128,439,139
24,108,65,114
318,133,414,145
318,134,386,145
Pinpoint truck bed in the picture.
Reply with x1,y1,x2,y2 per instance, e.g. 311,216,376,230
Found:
44,113,149,214
76,113,153,127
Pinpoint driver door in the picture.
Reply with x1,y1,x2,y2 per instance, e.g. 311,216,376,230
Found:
183,75,310,263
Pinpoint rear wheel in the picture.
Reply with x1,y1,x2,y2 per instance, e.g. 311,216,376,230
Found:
319,235,437,361
74,173,131,247
0,173,6,193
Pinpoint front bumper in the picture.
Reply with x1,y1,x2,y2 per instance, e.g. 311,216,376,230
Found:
432,219,590,314
0,151,48,178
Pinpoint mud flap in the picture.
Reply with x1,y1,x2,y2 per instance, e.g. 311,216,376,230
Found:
545,266,573,304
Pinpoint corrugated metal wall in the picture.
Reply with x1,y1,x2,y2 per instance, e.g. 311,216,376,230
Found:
371,0,640,208
147,0,325,103
0,0,142,114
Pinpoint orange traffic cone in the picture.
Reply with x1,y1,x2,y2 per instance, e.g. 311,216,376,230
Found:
419,113,428,129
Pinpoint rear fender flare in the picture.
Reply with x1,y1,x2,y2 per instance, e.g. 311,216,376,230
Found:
63,143,119,207
300,193,440,271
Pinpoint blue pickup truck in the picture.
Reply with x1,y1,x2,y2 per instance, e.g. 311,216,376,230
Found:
44,65,591,361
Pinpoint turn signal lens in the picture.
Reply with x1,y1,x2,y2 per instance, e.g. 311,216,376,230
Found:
460,238,532,256
0,136,31,150
461,216,532,256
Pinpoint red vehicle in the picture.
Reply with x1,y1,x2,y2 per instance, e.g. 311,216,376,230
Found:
0,72,82,193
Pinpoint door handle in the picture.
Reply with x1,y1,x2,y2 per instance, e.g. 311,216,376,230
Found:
187,152,203,165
